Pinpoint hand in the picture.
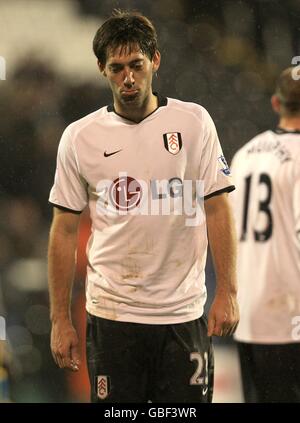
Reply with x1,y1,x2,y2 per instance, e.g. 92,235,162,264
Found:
207,291,239,337
50,319,81,371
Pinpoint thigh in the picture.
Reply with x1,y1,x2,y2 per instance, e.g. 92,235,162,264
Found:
237,342,259,403
151,316,214,403
238,342,300,403
86,313,148,403
261,343,300,403
237,342,280,403
283,343,300,402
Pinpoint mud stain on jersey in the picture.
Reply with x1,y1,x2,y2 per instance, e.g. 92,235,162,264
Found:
121,257,142,280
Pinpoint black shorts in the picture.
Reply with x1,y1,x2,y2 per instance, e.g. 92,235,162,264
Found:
237,341,300,403
86,313,214,403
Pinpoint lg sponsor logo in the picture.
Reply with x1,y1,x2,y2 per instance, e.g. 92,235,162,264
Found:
95,173,206,227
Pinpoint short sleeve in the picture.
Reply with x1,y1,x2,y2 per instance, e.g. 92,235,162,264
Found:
49,126,88,213
199,108,235,199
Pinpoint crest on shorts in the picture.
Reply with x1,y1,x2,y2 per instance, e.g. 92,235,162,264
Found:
95,375,110,400
163,132,182,155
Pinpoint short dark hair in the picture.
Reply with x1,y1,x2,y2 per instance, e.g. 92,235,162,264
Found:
275,67,300,116
93,10,158,65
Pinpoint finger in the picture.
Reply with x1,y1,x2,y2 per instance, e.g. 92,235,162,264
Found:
56,354,65,369
62,350,75,371
66,359,77,371
70,345,81,371
221,326,231,336
213,319,224,336
69,362,79,372
67,357,79,372
222,320,239,337
219,322,232,336
51,349,63,368
53,347,77,370
58,345,80,372
51,349,59,366
55,346,72,369
207,315,215,337
228,322,239,336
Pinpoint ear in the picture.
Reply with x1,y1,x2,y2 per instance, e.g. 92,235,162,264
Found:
271,94,281,114
97,60,107,77
152,50,161,73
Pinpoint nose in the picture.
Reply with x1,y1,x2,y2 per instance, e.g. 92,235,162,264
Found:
123,70,135,88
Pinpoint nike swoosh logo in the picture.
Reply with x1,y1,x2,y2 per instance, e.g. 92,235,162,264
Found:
202,387,208,396
104,149,122,157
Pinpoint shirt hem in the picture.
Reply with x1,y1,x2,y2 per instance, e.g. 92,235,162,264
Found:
49,201,84,214
234,335,300,344
86,304,203,325
204,185,235,200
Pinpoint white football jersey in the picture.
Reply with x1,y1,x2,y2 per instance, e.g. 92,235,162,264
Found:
49,95,234,324
231,129,300,343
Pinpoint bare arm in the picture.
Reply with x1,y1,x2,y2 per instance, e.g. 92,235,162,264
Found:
204,193,239,337
48,207,81,371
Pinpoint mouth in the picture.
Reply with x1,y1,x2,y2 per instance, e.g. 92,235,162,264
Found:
120,89,140,102
121,89,139,96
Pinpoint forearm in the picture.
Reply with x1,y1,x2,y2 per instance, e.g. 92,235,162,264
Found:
48,223,78,322
205,194,237,295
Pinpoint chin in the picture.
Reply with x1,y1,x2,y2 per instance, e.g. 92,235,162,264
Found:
121,92,141,105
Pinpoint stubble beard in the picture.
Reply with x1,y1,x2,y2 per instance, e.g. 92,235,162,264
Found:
120,90,140,106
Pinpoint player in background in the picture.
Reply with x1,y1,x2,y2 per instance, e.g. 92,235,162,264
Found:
231,67,300,402
48,10,239,403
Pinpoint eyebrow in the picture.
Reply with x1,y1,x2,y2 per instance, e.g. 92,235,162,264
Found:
108,59,144,68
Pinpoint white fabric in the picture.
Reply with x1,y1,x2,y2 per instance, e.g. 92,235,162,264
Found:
49,97,234,324
231,130,300,343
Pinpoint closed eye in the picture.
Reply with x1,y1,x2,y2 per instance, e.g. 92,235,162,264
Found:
110,65,123,73
108,60,144,73
132,63,143,71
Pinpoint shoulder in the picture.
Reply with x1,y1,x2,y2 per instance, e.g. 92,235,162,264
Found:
232,130,271,161
64,106,108,141
166,97,212,124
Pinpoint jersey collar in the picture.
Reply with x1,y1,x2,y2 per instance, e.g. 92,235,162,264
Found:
107,92,168,122
273,127,300,135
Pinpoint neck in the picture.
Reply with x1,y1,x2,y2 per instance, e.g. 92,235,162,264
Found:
278,116,300,131
114,92,158,123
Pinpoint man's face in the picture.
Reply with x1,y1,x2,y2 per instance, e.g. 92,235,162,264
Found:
100,44,160,110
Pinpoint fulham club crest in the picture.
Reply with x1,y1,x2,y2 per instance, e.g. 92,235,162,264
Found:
96,375,110,400
163,132,182,155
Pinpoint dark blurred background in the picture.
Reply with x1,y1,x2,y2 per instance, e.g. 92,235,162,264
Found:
0,0,299,402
